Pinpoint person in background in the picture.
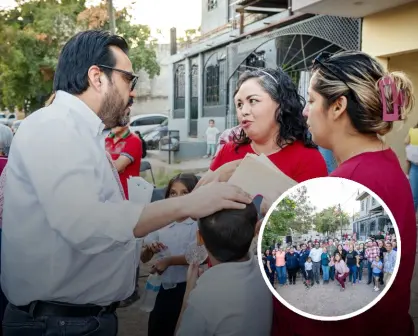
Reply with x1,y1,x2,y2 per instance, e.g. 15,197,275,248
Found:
0,124,13,328
320,247,330,284
298,243,310,285
105,123,142,308
326,238,337,281
175,203,272,336
263,249,275,286
346,243,359,285
372,255,383,292
203,119,220,159
275,247,287,287
334,253,349,292
405,122,418,211
0,125,12,174
214,125,241,157
357,243,366,283
383,241,397,287
304,257,313,288
308,242,322,285
318,147,336,174
285,247,299,285
105,124,142,200
141,173,199,336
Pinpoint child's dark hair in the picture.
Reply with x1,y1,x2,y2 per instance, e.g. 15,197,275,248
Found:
209,119,215,123
164,173,199,199
198,202,258,262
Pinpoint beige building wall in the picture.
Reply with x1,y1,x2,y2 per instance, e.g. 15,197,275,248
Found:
362,2,418,171
362,2,418,57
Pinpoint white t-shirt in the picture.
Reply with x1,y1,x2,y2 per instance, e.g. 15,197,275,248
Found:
206,127,220,145
144,218,198,284
176,255,272,336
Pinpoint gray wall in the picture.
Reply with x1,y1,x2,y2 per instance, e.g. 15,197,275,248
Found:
131,44,171,116
201,0,229,35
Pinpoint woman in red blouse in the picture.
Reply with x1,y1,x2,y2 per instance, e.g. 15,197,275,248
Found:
208,67,328,183
294,50,416,335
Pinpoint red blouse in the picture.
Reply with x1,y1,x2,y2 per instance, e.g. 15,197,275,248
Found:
210,141,328,182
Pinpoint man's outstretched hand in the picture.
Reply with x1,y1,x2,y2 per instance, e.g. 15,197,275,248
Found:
185,179,252,220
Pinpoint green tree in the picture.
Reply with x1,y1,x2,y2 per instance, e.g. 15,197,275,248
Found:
261,197,296,248
287,185,315,234
314,206,350,236
0,0,160,114
177,28,200,48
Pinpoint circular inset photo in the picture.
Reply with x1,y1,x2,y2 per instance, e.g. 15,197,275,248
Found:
257,177,400,321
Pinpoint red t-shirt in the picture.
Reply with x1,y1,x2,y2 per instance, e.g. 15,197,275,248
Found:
210,141,328,182
105,132,142,199
272,149,416,335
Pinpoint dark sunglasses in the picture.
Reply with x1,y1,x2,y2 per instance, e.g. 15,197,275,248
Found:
312,52,354,96
97,64,139,91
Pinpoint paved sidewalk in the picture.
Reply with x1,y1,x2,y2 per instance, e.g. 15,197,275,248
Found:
276,274,381,317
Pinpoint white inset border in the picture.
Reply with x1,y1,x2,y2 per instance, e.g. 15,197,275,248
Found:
256,176,401,321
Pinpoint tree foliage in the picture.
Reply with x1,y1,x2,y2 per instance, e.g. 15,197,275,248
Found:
0,0,159,114
261,185,315,248
314,206,350,236
177,28,200,49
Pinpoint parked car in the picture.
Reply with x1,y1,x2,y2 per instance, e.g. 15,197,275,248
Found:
0,113,16,127
11,120,22,134
141,118,168,136
129,113,168,135
140,119,169,150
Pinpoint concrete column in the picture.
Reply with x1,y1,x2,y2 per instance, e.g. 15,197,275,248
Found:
168,62,174,118
184,58,191,136
197,53,204,119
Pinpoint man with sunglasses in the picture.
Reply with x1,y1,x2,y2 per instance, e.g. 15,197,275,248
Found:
0,30,252,336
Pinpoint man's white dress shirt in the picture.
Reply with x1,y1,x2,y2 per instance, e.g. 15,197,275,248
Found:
309,248,323,263
1,90,143,306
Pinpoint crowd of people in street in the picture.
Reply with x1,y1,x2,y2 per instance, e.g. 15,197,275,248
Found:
0,28,415,336
263,235,398,293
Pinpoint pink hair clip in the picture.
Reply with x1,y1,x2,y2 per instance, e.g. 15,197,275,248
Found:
379,76,405,122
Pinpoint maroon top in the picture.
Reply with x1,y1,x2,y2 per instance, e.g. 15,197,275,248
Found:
0,157,7,175
272,149,416,335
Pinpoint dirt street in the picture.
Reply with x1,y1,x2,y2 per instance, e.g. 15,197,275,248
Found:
276,271,383,317
117,263,150,336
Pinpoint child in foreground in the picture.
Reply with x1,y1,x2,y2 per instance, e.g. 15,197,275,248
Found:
175,202,272,335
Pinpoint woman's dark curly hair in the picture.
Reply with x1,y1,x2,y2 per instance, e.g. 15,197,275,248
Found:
233,68,316,151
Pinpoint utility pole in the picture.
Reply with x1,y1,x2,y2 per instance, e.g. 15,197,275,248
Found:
107,0,116,34
338,203,343,238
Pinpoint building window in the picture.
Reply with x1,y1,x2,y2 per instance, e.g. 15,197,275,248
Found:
174,64,185,110
360,200,364,211
205,64,219,105
205,59,226,106
208,0,217,11
371,197,376,206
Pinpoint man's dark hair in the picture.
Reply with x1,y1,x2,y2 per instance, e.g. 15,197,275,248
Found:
53,30,129,95
198,203,258,263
